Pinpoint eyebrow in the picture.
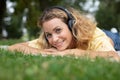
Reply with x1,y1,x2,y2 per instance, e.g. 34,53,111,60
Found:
44,26,60,34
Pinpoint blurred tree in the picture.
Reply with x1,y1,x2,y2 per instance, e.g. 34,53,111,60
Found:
6,0,63,39
95,0,120,31
1,0,119,40
6,0,25,39
3,0,99,39
0,0,6,39
39,0,61,11
4,0,40,39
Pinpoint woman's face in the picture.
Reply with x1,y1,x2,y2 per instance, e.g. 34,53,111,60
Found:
42,18,73,51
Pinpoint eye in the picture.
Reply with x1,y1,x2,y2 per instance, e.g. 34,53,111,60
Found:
55,28,62,34
46,33,52,39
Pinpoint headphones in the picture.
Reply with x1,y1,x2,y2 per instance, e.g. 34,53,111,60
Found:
47,6,75,31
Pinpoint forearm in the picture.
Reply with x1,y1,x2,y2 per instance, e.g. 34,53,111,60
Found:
8,42,41,55
40,48,119,59
8,44,120,61
60,49,120,61
85,50,119,61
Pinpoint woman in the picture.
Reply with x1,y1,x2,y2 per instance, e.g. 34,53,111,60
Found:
8,6,120,61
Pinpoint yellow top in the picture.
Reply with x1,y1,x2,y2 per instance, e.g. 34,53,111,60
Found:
28,27,115,51
88,27,115,51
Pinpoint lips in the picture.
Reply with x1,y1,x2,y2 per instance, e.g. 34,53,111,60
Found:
53,40,64,49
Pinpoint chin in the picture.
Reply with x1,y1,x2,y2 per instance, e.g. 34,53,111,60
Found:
57,47,67,51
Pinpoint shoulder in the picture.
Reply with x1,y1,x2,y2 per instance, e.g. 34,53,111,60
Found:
27,39,40,49
88,27,115,51
94,27,106,37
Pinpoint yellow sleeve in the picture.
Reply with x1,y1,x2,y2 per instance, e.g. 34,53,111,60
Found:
27,39,40,49
88,28,115,51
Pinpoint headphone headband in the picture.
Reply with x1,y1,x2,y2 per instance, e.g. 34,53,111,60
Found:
50,6,74,20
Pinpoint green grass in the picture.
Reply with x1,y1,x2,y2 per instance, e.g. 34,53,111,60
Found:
0,39,23,45
0,49,120,80
0,39,120,80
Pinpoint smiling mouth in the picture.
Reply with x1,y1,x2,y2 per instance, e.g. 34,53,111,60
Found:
54,40,64,48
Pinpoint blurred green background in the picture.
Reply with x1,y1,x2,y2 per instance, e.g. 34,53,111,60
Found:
0,0,120,40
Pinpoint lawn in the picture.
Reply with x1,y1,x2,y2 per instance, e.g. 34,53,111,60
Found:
0,39,120,80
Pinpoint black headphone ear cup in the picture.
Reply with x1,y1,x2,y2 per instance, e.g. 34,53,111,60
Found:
68,20,73,29
68,19,75,31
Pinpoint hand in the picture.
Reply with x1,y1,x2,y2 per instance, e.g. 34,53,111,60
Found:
43,48,58,52
41,48,85,57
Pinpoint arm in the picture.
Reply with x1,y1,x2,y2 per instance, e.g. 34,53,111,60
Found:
8,42,41,55
43,48,120,61
8,43,119,61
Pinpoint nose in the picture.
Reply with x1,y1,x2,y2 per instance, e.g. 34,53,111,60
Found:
52,34,59,43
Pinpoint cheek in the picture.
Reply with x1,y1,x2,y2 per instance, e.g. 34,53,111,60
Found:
64,28,72,37
47,39,52,45
47,38,55,47
62,30,73,41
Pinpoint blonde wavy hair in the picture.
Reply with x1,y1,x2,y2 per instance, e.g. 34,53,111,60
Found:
37,6,96,50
